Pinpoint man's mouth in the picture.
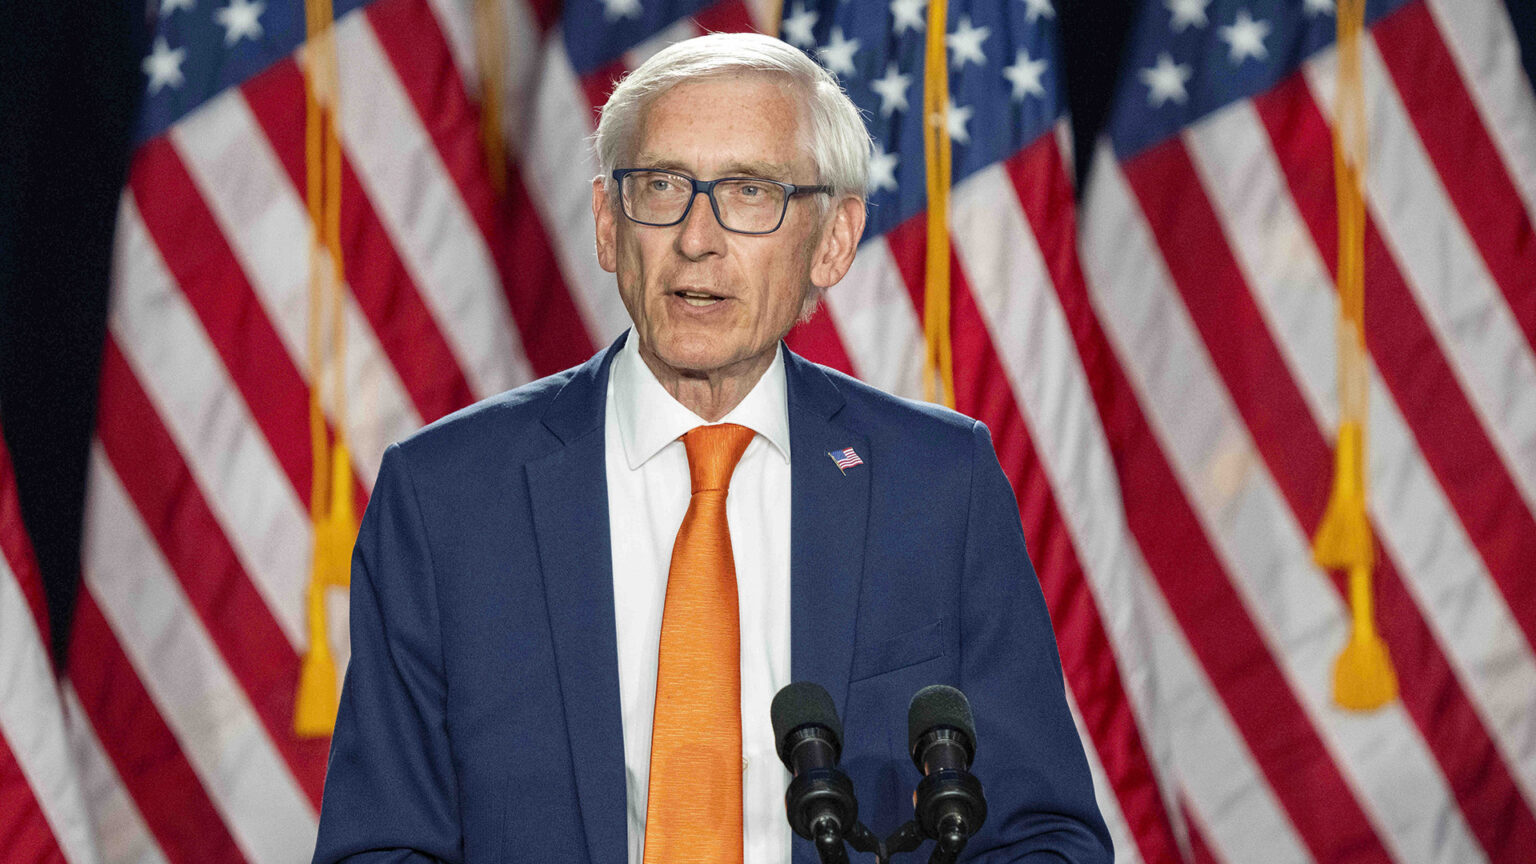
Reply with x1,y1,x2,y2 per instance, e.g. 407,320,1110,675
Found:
674,289,725,307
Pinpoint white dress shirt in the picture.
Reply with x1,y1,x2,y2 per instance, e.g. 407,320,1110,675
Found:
605,331,793,864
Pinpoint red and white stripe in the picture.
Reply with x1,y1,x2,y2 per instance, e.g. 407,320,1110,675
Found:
1075,1,1536,860
72,0,1536,861
2,430,100,864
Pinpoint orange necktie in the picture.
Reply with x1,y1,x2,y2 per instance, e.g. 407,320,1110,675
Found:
643,423,755,864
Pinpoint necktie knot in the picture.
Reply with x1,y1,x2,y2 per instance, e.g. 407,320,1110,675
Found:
684,423,755,494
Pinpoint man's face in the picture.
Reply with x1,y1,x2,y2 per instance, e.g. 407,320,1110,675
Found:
593,74,864,383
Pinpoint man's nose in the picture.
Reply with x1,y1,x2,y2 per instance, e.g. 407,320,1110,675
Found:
676,190,728,259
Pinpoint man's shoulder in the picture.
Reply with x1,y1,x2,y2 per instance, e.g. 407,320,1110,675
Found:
788,354,993,492
391,358,599,472
800,358,981,447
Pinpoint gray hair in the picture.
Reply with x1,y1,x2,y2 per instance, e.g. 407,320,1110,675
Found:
592,32,871,201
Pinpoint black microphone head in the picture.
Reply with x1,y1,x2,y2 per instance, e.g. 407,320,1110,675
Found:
771,682,843,765
908,684,976,761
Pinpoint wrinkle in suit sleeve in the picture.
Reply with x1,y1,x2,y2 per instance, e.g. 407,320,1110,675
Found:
956,422,1113,864
312,444,463,864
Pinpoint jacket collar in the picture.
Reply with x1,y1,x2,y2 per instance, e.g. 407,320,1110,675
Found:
537,334,625,445
527,335,627,864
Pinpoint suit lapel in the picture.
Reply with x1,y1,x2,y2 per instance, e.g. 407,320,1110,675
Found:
786,351,871,717
526,339,627,864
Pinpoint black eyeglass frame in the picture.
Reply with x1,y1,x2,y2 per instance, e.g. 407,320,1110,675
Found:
611,168,833,235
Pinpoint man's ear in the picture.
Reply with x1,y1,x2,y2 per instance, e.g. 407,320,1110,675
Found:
592,177,619,274
809,195,867,290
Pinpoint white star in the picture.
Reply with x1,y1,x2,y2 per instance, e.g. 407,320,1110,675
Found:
869,144,899,193
946,16,990,69
216,0,265,46
890,0,927,36
1164,0,1210,32
1305,0,1335,15
600,0,641,21
142,36,186,94
782,3,819,48
946,97,974,144
1020,0,1055,23
1002,49,1047,101
159,0,196,16
1219,9,1270,64
869,63,912,116
817,27,861,77
1139,52,1191,107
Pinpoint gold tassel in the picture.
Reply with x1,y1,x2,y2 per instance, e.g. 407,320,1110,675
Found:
921,0,954,409
1334,563,1397,710
473,0,507,195
295,439,355,736
1317,0,1395,711
1312,421,1373,571
295,0,356,737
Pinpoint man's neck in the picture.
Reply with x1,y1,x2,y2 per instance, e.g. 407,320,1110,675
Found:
638,346,776,422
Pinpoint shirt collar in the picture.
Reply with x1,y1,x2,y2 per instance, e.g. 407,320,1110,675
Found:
613,330,791,470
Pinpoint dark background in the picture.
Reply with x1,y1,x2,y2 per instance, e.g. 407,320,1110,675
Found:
1,0,1530,663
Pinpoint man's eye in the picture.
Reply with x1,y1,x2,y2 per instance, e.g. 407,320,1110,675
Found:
648,178,673,192
738,184,763,197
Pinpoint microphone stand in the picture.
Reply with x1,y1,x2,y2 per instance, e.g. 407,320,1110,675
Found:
809,817,849,864
844,822,883,862
822,817,962,864
810,819,888,864
879,820,924,864
793,767,985,864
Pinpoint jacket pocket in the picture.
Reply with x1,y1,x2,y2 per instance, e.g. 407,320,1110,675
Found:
849,617,949,682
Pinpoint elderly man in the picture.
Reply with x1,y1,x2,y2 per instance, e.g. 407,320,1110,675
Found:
313,32,1111,864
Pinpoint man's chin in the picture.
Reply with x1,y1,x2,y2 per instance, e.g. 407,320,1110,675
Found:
643,339,769,382
652,350,739,380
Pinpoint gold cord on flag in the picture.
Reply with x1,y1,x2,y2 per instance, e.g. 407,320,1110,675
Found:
1314,0,1396,712
921,0,955,408
474,0,508,195
295,0,356,738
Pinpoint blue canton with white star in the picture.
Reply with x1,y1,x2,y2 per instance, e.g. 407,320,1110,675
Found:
785,0,1066,240
561,0,721,73
1108,0,1412,160
135,0,378,145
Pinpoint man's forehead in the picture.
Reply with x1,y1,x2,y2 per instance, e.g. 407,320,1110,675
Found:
631,75,813,177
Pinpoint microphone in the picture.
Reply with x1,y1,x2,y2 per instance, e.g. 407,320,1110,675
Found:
772,681,844,779
772,682,859,863
907,686,987,861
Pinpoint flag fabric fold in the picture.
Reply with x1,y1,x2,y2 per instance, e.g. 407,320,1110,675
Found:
1,420,100,864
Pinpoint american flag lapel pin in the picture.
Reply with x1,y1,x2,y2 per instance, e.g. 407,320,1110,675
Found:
827,447,864,475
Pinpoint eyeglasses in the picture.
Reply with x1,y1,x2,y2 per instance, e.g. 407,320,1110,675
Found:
612,168,832,235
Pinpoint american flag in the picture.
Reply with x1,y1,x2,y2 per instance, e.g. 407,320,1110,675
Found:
1077,0,1536,862
1,423,99,864
829,447,864,472
56,0,1536,862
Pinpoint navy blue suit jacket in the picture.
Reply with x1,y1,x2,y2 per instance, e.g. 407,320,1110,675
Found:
313,337,1112,863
